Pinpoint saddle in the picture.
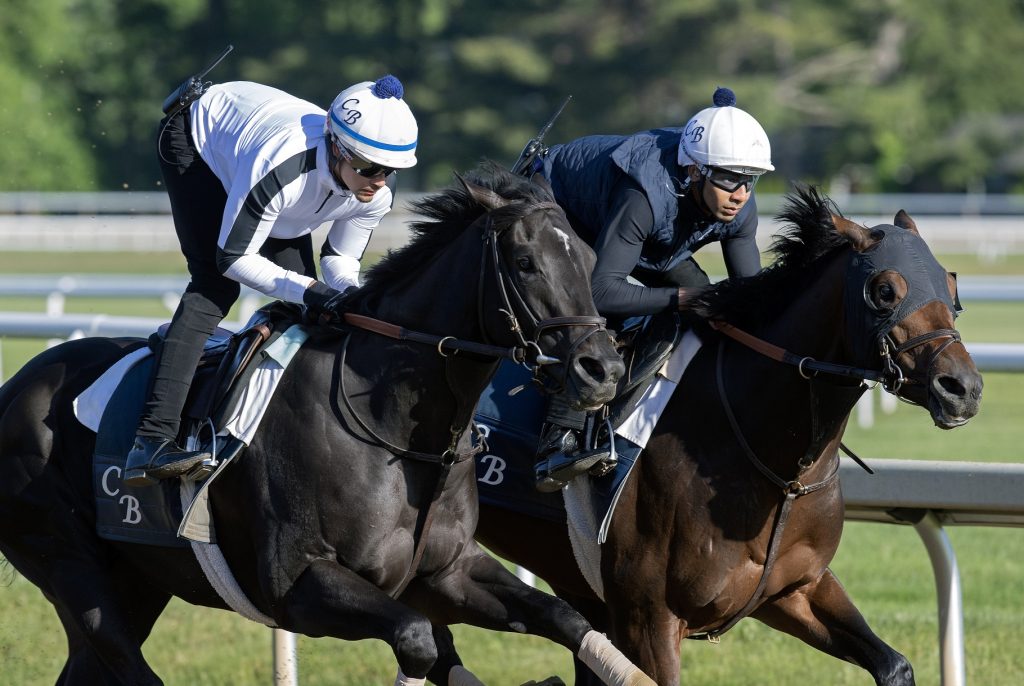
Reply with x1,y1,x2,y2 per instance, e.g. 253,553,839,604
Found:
92,301,304,547
606,311,685,428
163,301,303,446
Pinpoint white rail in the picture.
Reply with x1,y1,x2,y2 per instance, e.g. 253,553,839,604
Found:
7,273,1024,300
839,458,1024,686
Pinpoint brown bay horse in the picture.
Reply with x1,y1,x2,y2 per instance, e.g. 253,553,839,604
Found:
475,186,983,685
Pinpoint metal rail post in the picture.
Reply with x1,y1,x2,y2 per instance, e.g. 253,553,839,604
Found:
273,629,298,686
913,512,966,686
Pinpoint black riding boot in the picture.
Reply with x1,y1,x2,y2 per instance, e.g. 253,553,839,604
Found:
125,288,226,488
533,423,611,493
124,436,211,486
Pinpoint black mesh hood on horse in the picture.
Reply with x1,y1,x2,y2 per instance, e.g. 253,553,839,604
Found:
843,225,959,365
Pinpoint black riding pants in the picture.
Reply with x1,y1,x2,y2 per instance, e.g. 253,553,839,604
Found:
137,108,316,441
543,256,711,431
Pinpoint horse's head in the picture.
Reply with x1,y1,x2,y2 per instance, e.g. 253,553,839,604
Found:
833,212,982,428
457,170,623,410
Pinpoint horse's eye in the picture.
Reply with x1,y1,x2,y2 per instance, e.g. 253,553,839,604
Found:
871,281,899,311
517,256,534,272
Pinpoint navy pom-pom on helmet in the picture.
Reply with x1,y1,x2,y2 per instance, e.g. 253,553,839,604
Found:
678,86,773,175
326,75,418,169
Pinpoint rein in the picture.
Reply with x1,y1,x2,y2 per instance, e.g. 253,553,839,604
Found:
343,313,528,363
709,319,961,396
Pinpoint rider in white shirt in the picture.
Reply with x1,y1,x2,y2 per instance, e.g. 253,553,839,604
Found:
124,75,418,486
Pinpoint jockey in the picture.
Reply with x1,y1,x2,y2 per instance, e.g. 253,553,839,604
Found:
124,75,418,487
532,87,774,492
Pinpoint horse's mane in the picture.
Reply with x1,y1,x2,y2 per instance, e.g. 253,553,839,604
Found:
692,185,850,327
347,160,553,308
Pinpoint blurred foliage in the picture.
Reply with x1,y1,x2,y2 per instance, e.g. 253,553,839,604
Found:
0,0,1022,193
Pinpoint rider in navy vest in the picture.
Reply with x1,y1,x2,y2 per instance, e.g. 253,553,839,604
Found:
533,87,776,492
123,76,418,487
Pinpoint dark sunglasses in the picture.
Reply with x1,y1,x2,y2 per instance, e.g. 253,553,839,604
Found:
339,145,396,179
702,166,759,193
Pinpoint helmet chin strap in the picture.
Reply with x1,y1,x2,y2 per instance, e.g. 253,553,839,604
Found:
685,168,715,219
669,166,715,220
326,137,353,192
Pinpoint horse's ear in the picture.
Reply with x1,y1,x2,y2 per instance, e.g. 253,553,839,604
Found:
894,209,921,236
831,213,877,252
453,171,510,210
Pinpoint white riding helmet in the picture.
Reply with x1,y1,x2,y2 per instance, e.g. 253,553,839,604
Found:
677,87,774,175
325,75,418,169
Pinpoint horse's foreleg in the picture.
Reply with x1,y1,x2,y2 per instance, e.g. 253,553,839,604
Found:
752,568,915,686
602,593,681,686
278,558,438,680
401,544,655,686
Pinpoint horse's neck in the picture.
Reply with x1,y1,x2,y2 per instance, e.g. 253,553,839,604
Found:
729,255,860,476
762,255,848,362
372,231,484,341
349,231,498,452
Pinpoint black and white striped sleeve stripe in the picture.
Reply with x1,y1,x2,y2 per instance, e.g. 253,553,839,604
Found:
216,147,318,273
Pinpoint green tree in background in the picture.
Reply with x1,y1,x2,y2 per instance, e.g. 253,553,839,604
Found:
0,0,1022,193
0,0,99,190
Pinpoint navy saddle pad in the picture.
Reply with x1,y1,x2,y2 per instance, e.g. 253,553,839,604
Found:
473,361,642,525
92,354,189,548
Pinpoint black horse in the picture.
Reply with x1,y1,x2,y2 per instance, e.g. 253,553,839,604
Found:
0,163,655,686
475,187,983,685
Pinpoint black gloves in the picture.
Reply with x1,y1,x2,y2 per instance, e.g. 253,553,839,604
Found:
677,286,709,312
303,281,357,321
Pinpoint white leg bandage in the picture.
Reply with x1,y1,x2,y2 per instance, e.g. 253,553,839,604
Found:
577,630,656,686
393,670,427,686
448,664,486,686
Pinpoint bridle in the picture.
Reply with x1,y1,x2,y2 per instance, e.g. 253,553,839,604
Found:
478,200,609,394
877,327,961,397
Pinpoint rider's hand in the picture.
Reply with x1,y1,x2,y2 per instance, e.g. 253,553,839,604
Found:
677,286,707,311
303,281,356,321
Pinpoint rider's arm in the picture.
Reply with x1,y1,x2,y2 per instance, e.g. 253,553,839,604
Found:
319,188,391,292
721,196,762,279
216,181,314,304
590,176,679,318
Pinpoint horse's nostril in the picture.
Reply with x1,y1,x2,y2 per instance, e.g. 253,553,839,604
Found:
935,374,966,398
577,356,607,383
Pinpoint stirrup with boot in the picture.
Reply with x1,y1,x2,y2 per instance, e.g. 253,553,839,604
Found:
123,435,211,487
533,424,610,493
